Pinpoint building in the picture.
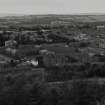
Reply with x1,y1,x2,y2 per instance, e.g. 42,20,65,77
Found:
96,25,105,30
5,39,17,48
5,48,17,56
5,40,18,56
51,21,71,26
39,44,81,67
74,33,89,41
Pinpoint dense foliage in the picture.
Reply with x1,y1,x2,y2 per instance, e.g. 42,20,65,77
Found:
0,72,105,105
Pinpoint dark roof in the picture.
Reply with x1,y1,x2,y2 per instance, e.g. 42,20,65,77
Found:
54,34,74,40
41,44,78,56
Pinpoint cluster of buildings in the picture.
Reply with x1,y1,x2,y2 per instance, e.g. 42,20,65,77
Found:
1,23,105,69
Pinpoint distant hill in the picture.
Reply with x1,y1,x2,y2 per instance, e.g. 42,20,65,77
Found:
0,14,105,25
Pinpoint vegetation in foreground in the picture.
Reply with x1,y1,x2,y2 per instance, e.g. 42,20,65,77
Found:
0,71,105,105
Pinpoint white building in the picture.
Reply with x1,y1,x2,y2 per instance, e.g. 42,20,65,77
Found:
5,40,17,48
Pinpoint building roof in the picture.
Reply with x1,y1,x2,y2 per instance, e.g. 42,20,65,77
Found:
41,44,79,57
79,47,105,56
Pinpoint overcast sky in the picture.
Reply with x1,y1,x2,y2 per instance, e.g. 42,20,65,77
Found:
0,0,105,14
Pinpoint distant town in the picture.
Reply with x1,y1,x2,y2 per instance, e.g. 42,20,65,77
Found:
0,15,105,105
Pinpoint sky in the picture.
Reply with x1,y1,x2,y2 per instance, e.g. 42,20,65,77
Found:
0,0,105,15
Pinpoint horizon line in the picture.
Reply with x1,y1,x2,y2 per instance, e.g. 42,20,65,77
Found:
0,12,105,16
